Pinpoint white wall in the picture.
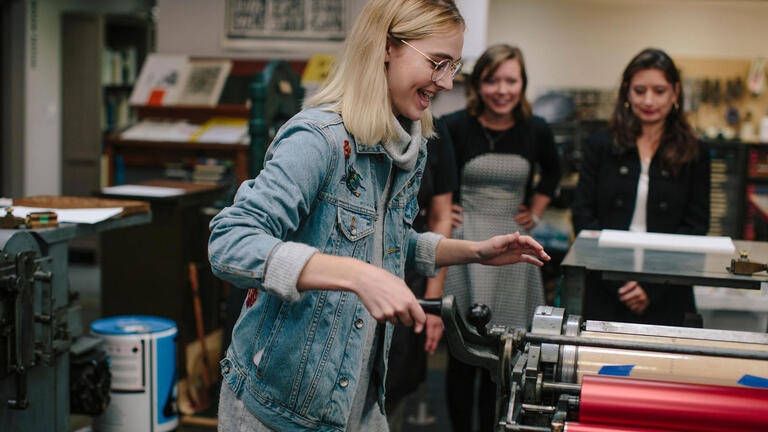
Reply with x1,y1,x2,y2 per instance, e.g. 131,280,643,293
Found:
157,0,368,59
157,0,487,61
488,0,768,98
25,0,61,196
456,0,488,65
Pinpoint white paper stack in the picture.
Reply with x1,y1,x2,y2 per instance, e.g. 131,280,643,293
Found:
598,229,735,254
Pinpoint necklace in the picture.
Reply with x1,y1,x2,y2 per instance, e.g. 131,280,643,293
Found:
480,125,510,151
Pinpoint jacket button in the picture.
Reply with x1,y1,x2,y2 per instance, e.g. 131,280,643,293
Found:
661,170,669,177
615,198,623,207
354,319,364,329
223,363,231,374
339,377,349,388
619,166,629,175
659,201,668,210
350,227,357,236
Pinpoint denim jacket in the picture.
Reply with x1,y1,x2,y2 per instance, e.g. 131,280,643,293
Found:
208,106,442,431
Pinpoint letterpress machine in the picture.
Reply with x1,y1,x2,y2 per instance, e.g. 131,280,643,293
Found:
420,296,768,432
1,206,150,431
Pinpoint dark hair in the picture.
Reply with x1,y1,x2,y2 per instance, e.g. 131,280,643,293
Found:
611,48,698,174
467,44,531,122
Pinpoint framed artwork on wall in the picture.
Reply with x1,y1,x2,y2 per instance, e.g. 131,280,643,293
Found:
222,0,350,53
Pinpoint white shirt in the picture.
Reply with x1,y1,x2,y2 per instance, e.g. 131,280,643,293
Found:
629,158,651,232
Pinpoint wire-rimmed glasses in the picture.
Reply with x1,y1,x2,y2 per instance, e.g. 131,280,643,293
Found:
400,39,463,83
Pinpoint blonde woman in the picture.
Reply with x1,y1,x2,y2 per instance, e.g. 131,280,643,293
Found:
209,1,549,431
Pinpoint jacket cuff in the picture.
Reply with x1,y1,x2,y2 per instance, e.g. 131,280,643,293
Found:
415,232,443,277
263,242,318,302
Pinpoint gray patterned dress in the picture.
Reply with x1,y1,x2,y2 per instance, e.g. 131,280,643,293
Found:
444,153,544,329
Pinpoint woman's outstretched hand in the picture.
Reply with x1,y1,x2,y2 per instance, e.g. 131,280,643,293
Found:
476,232,550,266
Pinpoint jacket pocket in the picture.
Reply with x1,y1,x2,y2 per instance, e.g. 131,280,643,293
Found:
337,206,375,240
329,206,375,261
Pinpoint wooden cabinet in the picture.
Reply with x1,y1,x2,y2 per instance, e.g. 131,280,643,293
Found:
103,59,305,189
103,104,251,186
99,180,228,370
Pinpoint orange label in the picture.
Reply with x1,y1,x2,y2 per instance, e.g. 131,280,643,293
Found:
147,89,166,105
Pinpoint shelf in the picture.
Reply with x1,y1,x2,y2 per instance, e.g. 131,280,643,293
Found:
104,136,250,186
103,84,134,91
135,104,249,123
106,136,247,151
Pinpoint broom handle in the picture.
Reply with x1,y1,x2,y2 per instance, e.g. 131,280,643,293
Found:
189,263,211,389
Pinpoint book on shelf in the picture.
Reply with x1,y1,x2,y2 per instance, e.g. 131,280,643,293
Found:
130,53,190,106
175,59,232,106
103,47,138,86
189,117,248,144
164,162,189,180
119,117,248,144
120,119,200,142
192,159,231,182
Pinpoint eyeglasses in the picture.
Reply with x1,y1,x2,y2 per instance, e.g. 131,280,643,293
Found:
400,39,463,83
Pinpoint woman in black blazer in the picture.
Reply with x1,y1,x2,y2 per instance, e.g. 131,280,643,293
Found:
572,48,710,326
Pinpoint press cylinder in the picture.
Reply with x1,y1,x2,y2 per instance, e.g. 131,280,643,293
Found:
577,375,768,432
575,330,768,387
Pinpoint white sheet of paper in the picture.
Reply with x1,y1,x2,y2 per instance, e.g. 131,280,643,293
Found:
101,185,185,197
10,206,124,224
598,229,735,254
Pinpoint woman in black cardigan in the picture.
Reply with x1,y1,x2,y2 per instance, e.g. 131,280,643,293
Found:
572,48,710,326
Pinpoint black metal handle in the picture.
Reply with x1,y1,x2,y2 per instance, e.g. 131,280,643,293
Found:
418,298,442,316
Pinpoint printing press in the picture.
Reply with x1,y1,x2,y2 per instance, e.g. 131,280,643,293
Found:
420,296,768,432
0,203,150,431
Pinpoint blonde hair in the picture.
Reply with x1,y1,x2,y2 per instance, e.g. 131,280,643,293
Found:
305,0,464,145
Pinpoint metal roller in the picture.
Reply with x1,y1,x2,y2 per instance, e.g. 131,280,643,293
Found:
423,297,768,432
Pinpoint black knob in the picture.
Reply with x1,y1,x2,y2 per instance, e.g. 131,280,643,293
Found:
467,303,491,336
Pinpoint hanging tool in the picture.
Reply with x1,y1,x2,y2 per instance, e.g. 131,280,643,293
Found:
187,262,211,410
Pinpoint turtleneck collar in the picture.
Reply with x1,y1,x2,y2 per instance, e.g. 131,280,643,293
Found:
382,116,421,171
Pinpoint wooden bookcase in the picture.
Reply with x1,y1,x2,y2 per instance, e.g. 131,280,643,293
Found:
103,59,306,187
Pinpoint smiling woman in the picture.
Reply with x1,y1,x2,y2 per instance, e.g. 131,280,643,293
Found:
209,1,551,432
384,31,463,121
438,44,562,432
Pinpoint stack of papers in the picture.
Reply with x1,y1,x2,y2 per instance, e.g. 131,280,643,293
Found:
101,185,185,197
9,206,123,224
121,120,200,142
598,229,735,254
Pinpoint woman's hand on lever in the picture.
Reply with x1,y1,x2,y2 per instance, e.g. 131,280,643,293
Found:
297,254,426,332
353,263,427,332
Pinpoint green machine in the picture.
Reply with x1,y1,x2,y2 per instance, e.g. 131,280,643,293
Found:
0,212,150,431
248,60,304,176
